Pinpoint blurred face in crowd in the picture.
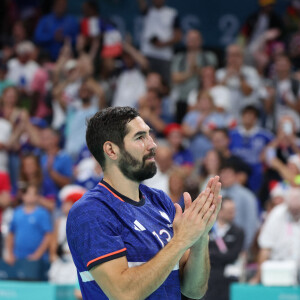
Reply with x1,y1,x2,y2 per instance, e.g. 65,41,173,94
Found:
22,156,39,179
211,130,229,153
53,0,67,17
155,146,173,173
226,45,243,69
186,30,202,51
167,129,183,150
146,73,162,91
23,185,39,206
220,167,236,188
218,198,236,224
152,0,165,8
41,128,60,151
196,92,214,112
203,149,220,174
169,169,185,198
2,87,19,107
12,21,27,43
201,66,216,89
79,82,93,104
242,109,258,130
285,188,300,220
275,56,291,78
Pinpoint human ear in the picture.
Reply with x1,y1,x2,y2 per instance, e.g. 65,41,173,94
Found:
103,141,119,161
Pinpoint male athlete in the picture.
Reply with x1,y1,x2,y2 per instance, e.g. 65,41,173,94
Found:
66,106,222,300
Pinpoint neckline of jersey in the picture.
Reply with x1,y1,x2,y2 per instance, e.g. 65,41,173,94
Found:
99,179,146,207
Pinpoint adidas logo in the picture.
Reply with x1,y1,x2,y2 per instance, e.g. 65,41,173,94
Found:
159,211,171,223
134,220,146,231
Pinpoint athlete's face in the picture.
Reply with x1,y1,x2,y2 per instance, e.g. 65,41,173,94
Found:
118,117,157,182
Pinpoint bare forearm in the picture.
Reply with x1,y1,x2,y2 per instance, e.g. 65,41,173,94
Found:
5,233,14,254
181,235,210,299
93,238,186,300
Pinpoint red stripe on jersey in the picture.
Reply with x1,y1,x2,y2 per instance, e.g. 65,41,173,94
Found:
87,248,127,267
98,182,125,202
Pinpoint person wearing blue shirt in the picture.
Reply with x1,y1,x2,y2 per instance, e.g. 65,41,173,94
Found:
229,105,274,193
67,106,222,300
34,0,79,60
5,184,52,267
40,127,73,207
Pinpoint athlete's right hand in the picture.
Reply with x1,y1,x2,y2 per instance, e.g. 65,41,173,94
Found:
172,186,215,250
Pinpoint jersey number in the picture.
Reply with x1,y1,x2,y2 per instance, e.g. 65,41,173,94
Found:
152,229,171,248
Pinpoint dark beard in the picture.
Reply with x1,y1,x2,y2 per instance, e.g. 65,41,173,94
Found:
118,148,157,182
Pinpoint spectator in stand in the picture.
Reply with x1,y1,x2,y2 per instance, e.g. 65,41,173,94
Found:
171,29,218,123
199,149,222,192
143,144,173,194
138,89,167,137
6,41,39,111
216,44,261,119
211,128,252,186
4,184,53,280
283,0,300,37
34,0,79,60
260,115,300,205
238,0,283,48
181,90,215,161
40,127,73,208
164,123,194,174
16,154,55,212
137,0,182,83
187,66,231,113
0,87,28,192
49,185,86,284
220,161,259,251
263,55,300,131
204,197,244,300
112,41,148,108
249,187,300,284
229,105,274,194
269,153,300,187
64,78,104,161
0,172,11,257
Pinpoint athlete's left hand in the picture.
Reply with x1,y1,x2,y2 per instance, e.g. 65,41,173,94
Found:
183,176,222,235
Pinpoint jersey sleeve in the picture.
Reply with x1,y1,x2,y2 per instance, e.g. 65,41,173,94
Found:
67,202,127,271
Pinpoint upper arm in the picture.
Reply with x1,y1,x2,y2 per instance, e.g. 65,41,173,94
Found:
90,256,130,300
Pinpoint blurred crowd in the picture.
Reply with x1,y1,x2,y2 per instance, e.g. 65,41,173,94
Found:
0,0,300,299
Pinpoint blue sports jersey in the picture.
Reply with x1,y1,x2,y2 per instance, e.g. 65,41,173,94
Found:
229,126,274,192
66,180,181,300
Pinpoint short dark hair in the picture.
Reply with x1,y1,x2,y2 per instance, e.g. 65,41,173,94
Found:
242,105,260,118
212,127,229,138
86,106,139,170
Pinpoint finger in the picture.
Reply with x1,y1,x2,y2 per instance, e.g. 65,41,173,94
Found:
174,203,183,221
206,177,214,189
183,192,192,211
202,203,216,224
213,182,222,205
191,187,210,213
198,192,214,217
210,176,220,194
